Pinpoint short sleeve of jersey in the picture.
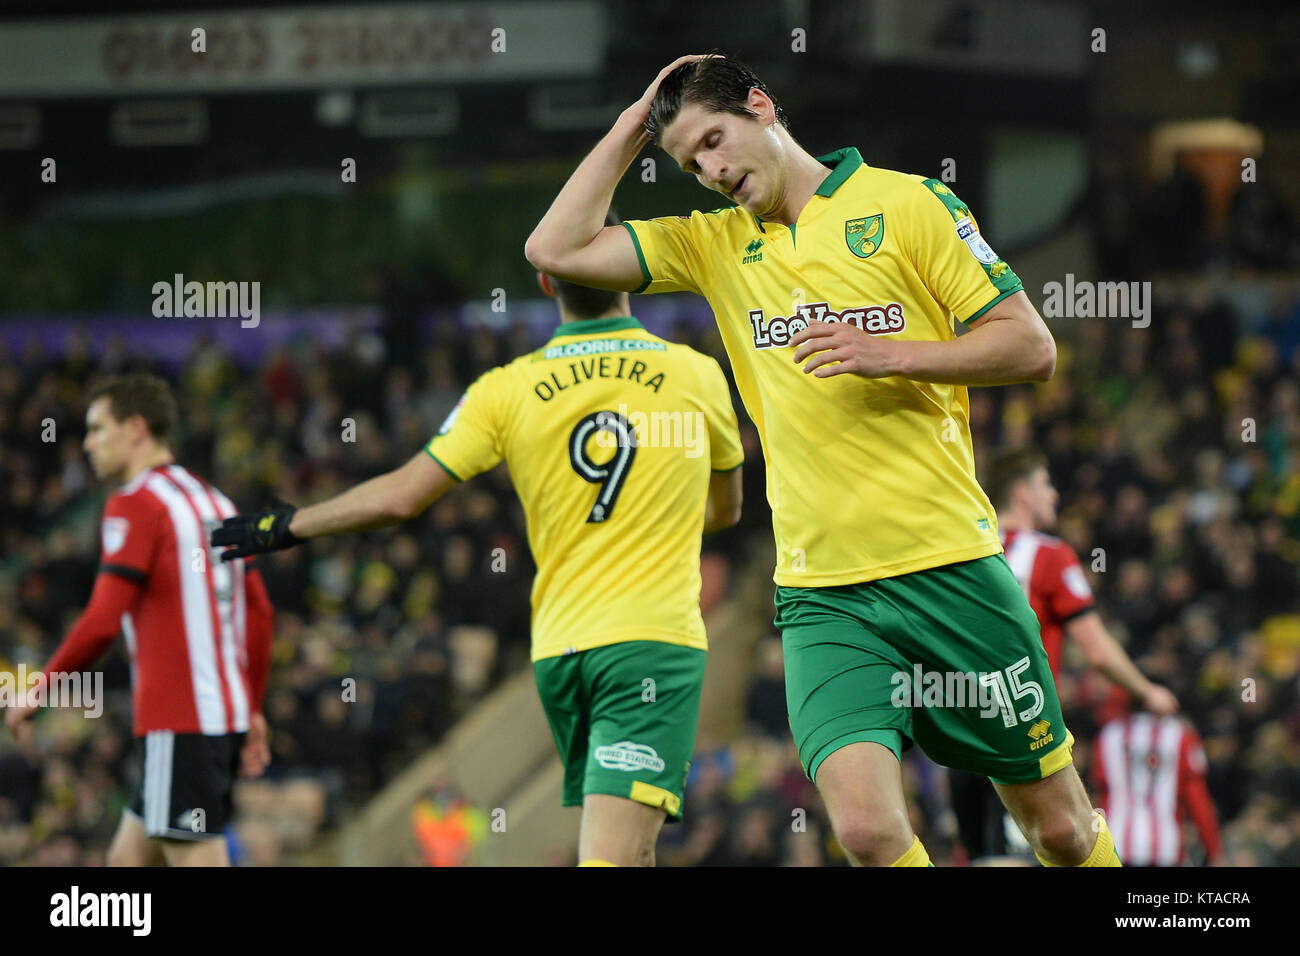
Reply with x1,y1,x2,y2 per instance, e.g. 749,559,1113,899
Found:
424,370,505,482
621,216,706,296
100,494,159,580
903,178,1024,324
1047,543,1095,623
696,356,745,472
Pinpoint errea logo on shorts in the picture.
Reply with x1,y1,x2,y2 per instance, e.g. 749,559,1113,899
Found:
594,741,666,773
748,301,906,350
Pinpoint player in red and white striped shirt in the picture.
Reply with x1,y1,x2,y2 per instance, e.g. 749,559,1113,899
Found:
951,448,1177,863
3,374,273,866
1092,705,1223,866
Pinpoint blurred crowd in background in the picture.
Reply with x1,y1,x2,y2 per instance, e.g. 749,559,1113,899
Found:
1,270,1298,865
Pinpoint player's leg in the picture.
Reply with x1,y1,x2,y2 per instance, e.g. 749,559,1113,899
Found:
112,733,169,866
891,554,1118,866
106,811,165,867
137,729,241,866
993,764,1112,867
576,641,705,867
535,652,596,863
814,742,917,866
161,835,231,866
577,794,666,866
775,585,929,867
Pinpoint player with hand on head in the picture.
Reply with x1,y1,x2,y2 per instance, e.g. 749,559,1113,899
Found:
3,373,273,867
213,233,744,866
527,53,1119,867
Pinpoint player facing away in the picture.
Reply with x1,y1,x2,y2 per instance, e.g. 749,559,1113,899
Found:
526,53,1119,866
211,263,745,867
2,373,274,866
1091,705,1223,866
949,447,1179,862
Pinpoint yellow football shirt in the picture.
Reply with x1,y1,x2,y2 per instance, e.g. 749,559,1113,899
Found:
425,316,744,661
623,147,1023,587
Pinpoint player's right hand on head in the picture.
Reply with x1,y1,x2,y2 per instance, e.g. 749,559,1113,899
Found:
631,54,715,121
210,501,300,561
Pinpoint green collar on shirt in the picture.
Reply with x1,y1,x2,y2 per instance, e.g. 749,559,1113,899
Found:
751,146,864,229
813,147,864,196
549,315,645,339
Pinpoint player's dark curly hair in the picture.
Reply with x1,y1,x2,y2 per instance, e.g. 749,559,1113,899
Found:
88,372,178,444
547,211,628,319
645,54,788,147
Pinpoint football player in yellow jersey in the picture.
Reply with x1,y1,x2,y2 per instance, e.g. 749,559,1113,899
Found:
211,240,745,866
526,54,1121,867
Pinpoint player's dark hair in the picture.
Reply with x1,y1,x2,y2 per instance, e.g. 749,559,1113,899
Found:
547,211,628,320
985,448,1048,511
88,372,178,444
645,53,788,147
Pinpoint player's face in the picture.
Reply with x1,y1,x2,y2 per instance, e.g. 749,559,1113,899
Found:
1025,466,1059,529
661,98,785,219
83,398,130,482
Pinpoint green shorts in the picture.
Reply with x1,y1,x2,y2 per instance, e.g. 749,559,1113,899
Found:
774,554,1074,787
533,640,705,820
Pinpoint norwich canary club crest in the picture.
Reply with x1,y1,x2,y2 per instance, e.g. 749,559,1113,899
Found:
846,214,884,260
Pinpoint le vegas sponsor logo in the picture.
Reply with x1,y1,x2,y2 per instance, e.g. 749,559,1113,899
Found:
748,301,905,350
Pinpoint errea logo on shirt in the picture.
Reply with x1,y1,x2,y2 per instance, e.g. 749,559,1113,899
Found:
742,238,764,264
748,301,906,350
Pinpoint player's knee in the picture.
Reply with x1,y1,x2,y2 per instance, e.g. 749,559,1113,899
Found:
831,810,911,865
1029,812,1092,865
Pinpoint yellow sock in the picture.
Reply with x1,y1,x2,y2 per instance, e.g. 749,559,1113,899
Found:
889,835,933,867
1037,812,1122,867
578,859,618,867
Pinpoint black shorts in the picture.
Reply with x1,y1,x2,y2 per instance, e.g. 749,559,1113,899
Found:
126,730,244,841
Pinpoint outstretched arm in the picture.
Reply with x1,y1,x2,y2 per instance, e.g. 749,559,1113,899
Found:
289,450,455,539
1066,611,1178,715
212,451,456,560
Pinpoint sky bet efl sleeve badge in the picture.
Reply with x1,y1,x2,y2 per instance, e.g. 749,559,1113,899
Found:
845,214,884,259
102,516,128,554
955,216,999,264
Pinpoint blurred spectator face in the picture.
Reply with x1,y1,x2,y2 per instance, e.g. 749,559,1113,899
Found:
81,397,142,483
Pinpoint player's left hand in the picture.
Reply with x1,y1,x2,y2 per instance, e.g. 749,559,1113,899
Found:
239,713,271,778
1141,683,1179,716
790,321,903,378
